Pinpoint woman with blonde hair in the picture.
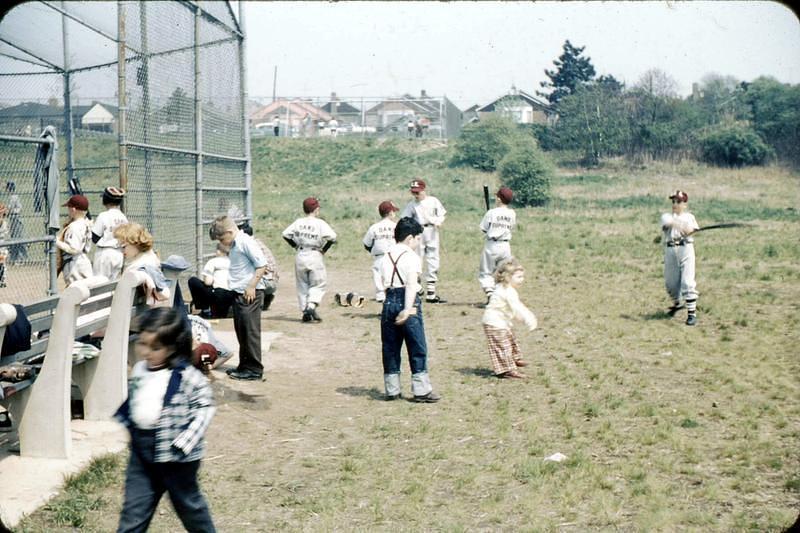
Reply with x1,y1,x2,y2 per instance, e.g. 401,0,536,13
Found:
481,257,538,379
114,222,169,304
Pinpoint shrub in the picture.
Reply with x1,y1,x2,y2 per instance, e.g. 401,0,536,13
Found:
451,115,525,171
699,125,773,167
499,144,553,206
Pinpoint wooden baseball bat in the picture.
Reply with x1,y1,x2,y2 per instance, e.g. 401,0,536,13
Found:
483,184,490,211
693,222,750,233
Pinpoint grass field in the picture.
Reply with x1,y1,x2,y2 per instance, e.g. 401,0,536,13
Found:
17,138,800,531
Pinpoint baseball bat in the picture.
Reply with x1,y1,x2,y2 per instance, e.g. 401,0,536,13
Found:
693,222,750,233
483,184,490,211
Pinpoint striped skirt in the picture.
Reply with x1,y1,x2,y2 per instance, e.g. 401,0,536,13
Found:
483,324,522,375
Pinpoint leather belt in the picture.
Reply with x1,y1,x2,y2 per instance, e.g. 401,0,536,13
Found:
667,239,693,247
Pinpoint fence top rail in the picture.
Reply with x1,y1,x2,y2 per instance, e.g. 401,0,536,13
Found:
0,134,55,144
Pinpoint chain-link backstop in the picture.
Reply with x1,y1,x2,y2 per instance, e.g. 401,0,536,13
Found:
0,1,251,304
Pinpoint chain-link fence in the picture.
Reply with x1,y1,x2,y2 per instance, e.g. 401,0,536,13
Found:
249,94,464,140
0,1,250,304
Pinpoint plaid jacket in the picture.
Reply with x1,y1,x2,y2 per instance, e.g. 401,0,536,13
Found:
114,359,215,463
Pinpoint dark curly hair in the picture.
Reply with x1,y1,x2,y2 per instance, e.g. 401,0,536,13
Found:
133,307,192,366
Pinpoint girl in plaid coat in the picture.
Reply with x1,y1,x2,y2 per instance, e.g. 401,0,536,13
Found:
114,307,216,532
481,257,537,379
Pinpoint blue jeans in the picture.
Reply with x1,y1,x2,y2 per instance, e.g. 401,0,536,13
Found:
117,428,216,533
381,288,427,375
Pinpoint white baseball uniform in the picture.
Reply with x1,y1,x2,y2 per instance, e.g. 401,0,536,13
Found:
282,216,337,310
362,217,397,301
401,195,446,293
58,217,93,284
92,207,128,280
661,211,700,307
478,205,516,294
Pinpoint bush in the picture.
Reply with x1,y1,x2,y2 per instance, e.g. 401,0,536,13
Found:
699,125,773,167
499,144,553,206
451,115,525,171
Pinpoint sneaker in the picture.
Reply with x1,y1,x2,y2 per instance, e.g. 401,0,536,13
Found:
411,391,441,403
425,295,447,304
228,369,263,381
385,394,402,401
667,302,685,317
302,309,313,322
686,314,697,326
309,307,322,322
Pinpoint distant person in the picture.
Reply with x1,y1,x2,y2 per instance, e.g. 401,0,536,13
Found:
114,306,216,532
415,120,423,138
188,242,234,319
282,197,336,322
302,113,312,137
91,186,128,281
273,115,280,137
362,200,399,302
5,181,27,263
481,257,537,379
659,190,700,326
328,117,339,138
407,118,415,138
56,194,93,286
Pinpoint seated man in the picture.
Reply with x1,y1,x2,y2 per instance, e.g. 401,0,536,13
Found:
188,242,235,318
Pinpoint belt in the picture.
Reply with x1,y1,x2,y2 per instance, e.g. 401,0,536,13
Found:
667,239,693,247
489,238,509,242
298,246,321,252
423,223,433,227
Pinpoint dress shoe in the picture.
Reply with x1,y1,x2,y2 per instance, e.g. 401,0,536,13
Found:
308,307,322,322
385,394,402,401
411,391,441,403
302,309,313,322
686,314,697,326
425,295,447,304
228,369,263,381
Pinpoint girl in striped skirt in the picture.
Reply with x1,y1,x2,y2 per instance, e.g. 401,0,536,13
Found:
481,257,537,379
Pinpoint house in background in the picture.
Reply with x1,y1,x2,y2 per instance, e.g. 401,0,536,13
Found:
320,92,361,127
462,104,480,125
0,101,118,135
365,90,462,137
77,102,118,133
249,98,330,136
477,87,552,125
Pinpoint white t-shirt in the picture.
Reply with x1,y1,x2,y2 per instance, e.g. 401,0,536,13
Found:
282,216,337,251
201,256,230,290
482,284,537,331
363,218,397,257
401,196,446,227
660,212,699,242
380,242,422,289
480,206,516,241
61,218,93,256
92,208,129,248
129,361,171,429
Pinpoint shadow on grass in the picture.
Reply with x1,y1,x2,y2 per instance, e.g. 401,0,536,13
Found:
336,386,386,401
340,311,381,320
455,367,495,378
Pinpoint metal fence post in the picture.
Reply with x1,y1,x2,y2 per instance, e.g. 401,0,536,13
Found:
140,2,154,231
194,5,204,274
238,1,252,224
117,1,128,195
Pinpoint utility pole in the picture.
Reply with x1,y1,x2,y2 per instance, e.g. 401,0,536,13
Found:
272,65,277,102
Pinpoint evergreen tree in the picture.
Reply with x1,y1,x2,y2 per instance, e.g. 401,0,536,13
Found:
538,40,597,106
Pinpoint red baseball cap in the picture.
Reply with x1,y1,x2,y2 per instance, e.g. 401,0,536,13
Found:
669,190,688,202
63,194,89,211
378,200,399,217
497,187,513,204
410,179,426,193
303,197,320,213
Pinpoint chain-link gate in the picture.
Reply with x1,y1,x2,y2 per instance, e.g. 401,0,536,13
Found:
0,1,251,305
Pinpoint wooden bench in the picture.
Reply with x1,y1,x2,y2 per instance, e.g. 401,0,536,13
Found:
0,267,182,459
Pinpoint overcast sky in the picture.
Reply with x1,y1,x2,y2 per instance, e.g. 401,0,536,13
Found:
242,1,800,108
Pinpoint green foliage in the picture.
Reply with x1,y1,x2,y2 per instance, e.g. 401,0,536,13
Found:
451,115,525,171
699,124,773,167
538,40,597,106
742,76,800,164
499,143,552,206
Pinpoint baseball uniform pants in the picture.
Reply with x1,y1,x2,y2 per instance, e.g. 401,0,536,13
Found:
478,240,511,293
664,243,698,303
420,226,440,289
63,254,93,285
294,250,327,311
93,247,124,281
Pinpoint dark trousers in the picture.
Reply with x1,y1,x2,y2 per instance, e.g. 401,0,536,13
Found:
233,290,264,374
188,277,236,318
380,288,428,375
118,429,215,533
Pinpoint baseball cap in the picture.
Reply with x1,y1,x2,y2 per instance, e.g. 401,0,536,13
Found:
410,179,426,193
303,197,320,213
378,200,399,217
193,342,218,372
497,187,513,204
669,190,689,203
63,194,89,211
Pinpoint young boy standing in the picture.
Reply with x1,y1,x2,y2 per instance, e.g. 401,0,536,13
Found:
660,190,700,326
362,200,399,302
92,186,128,281
379,216,441,403
400,179,447,303
210,216,268,380
478,187,516,304
57,194,93,285
282,197,337,323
